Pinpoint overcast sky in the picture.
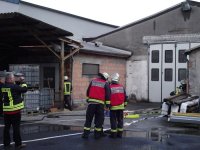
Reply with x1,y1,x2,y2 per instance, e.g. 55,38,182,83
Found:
23,0,199,26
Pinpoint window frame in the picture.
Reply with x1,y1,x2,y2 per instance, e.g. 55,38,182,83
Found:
151,68,159,81
151,50,159,63
82,63,99,76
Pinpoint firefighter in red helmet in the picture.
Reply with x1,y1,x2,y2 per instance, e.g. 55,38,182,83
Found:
82,72,110,139
109,73,127,138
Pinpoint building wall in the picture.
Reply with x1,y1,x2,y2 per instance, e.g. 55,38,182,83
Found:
72,53,127,101
95,3,200,101
19,2,117,41
188,49,200,96
126,56,148,100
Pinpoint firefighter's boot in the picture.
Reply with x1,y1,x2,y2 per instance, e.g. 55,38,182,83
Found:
117,131,123,138
94,130,102,139
81,129,90,139
109,132,117,138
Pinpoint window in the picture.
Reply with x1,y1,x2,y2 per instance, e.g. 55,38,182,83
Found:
82,63,99,76
178,69,187,81
165,68,173,81
165,50,173,63
151,68,159,81
151,50,159,63
179,50,187,63
43,67,55,88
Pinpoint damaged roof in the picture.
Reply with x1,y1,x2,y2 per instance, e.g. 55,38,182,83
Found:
81,42,132,58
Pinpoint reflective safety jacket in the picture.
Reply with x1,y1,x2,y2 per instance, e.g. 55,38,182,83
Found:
1,83,27,112
87,78,110,104
110,83,127,110
64,80,72,95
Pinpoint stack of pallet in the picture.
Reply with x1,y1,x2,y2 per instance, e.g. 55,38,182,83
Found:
161,94,199,115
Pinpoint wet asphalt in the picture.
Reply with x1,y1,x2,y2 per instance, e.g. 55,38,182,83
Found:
0,103,200,150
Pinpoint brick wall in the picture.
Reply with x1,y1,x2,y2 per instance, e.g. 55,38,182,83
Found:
72,53,127,101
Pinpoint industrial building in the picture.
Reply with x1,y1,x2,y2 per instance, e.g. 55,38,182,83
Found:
0,0,131,112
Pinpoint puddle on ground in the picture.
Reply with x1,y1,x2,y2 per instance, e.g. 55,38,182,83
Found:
20,123,200,144
21,124,83,134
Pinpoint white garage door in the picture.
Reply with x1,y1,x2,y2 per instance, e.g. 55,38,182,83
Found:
149,43,188,102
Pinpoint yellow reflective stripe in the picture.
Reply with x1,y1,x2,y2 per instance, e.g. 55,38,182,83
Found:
64,82,71,95
95,128,102,131
117,128,123,131
1,88,13,106
21,83,27,87
111,129,117,132
88,99,104,104
3,102,24,111
105,100,110,104
111,103,125,110
84,127,91,131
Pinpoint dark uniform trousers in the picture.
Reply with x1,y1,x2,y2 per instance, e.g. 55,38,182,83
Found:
64,95,72,111
0,101,3,116
84,103,104,135
4,112,22,147
110,110,124,137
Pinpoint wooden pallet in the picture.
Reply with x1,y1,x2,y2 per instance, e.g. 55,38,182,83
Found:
172,113,200,117
26,110,39,116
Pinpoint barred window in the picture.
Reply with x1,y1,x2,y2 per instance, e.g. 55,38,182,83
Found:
151,68,159,81
151,50,159,63
82,63,99,76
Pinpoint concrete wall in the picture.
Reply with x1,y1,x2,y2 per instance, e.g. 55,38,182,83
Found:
95,3,200,101
72,53,126,101
188,49,200,96
126,56,148,100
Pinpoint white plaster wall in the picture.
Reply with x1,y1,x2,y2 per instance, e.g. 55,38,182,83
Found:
189,51,200,96
126,57,148,101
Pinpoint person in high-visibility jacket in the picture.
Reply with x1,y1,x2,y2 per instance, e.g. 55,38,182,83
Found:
82,72,110,139
0,75,5,117
109,73,127,138
64,76,73,111
1,72,27,149
14,73,28,100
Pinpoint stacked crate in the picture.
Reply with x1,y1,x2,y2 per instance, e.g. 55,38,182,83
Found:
9,64,40,114
9,64,40,87
40,88,54,111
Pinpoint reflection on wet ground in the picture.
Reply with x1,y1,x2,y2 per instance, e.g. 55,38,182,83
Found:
20,123,200,141
1,121,200,150
21,124,83,135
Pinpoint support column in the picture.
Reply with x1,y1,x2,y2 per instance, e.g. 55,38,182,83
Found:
60,41,65,108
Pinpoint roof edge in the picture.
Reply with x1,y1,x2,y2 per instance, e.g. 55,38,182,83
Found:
87,1,199,41
20,1,119,28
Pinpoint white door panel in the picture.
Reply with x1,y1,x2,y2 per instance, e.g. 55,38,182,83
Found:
149,44,162,102
162,44,176,100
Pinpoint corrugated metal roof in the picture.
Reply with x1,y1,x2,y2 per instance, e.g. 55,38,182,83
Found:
2,0,20,4
0,12,73,51
81,42,132,58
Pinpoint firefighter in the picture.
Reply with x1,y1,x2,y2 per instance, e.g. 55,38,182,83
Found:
82,72,110,139
64,76,73,111
1,72,27,149
0,74,5,117
109,73,127,138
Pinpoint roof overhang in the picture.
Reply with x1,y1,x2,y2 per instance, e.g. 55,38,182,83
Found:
185,45,200,55
81,42,132,58
0,12,73,50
